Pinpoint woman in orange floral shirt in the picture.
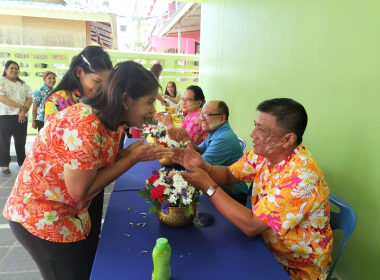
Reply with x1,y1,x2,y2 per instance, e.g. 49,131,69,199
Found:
3,61,173,280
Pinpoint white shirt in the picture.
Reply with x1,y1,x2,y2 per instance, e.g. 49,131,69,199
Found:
165,91,182,111
0,76,33,117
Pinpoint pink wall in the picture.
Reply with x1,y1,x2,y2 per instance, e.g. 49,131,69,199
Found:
167,32,200,42
151,35,197,54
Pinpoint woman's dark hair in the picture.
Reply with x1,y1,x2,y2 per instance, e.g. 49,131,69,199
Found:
187,85,205,107
2,61,24,84
84,61,161,131
150,63,163,79
256,98,308,145
164,81,177,98
49,46,112,97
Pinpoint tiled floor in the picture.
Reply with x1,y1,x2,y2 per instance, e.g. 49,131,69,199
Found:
0,138,114,280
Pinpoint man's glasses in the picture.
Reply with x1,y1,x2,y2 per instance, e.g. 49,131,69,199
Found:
198,114,223,119
181,98,195,102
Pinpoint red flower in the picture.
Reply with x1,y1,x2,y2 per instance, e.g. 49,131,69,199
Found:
150,185,166,202
158,142,168,147
147,174,160,185
149,127,153,132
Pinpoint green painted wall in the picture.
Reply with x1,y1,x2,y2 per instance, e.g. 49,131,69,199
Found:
0,45,199,134
200,0,379,279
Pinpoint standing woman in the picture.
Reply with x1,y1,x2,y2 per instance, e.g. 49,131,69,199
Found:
0,61,33,174
3,61,173,280
31,71,56,131
44,45,112,121
43,45,113,261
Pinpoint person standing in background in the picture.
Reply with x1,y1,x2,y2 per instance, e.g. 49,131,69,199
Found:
0,60,33,174
161,81,182,112
31,71,56,131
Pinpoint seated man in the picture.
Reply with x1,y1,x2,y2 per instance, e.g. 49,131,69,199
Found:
172,98,332,280
168,101,248,205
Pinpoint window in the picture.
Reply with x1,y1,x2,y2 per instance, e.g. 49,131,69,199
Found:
120,25,127,32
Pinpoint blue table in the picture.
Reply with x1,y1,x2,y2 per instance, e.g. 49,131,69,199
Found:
91,191,289,280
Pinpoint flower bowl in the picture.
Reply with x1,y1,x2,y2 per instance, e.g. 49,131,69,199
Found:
156,204,197,227
159,157,180,168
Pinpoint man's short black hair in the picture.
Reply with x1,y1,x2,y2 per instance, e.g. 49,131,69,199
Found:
217,101,229,121
256,98,307,145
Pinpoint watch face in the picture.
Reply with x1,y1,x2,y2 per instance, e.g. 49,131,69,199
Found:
207,187,215,197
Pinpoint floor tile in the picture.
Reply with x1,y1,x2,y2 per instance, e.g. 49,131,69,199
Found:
0,247,39,272
0,271,42,280
0,247,11,261
0,229,17,247
0,188,12,199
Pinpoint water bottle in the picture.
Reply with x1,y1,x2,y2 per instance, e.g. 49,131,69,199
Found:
152,238,171,280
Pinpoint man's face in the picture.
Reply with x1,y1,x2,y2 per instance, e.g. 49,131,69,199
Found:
250,112,286,159
200,101,223,134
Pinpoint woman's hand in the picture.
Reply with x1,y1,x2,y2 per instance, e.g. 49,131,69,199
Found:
20,105,29,113
172,147,208,171
130,143,174,163
116,138,145,161
167,127,190,142
18,111,26,123
154,112,174,127
181,164,215,193
32,120,37,129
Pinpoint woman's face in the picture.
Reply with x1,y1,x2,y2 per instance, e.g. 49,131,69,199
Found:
167,83,175,96
122,92,157,128
5,63,19,81
44,74,56,89
181,89,200,114
77,68,111,98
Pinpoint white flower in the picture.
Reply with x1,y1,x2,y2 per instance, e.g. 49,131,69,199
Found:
60,226,70,237
35,219,45,230
242,162,254,175
310,231,324,243
291,241,313,258
58,173,64,180
45,188,64,202
107,147,113,157
266,187,280,202
168,194,178,204
23,192,32,204
23,209,30,219
22,171,31,183
43,211,59,225
314,247,325,266
70,159,81,170
310,213,328,229
62,129,82,151
251,183,263,196
282,212,303,230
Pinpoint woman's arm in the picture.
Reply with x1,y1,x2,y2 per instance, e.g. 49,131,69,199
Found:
64,143,174,200
0,95,29,112
165,93,181,105
31,102,39,129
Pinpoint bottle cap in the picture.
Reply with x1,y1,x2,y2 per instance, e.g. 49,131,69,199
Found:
156,238,168,248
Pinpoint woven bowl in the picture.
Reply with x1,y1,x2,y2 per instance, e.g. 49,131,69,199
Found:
156,204,197,227
159,157,180,168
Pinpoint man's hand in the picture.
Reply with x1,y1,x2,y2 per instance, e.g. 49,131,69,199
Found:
181,164,216,193
172,147,208,171
167,127,190,142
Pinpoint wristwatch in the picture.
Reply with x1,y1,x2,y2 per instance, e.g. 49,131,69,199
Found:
206,184,219,197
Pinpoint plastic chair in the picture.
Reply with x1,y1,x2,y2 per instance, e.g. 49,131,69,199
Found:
238,138,246,151
327,194,357,280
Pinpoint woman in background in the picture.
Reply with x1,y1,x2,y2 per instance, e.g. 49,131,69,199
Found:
0,60,33,174
31,71,56,131
161,81,182,111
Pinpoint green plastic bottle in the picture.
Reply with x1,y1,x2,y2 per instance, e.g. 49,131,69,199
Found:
152,238,171,280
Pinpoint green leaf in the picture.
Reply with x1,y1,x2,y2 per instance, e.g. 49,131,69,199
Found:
148,205,157,215
137,190,151,199
185,204,194,217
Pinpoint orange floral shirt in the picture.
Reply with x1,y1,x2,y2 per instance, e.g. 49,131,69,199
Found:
3,103,122,243
230,144,333,280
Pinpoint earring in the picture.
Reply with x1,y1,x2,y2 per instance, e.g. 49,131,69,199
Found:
124,106,128,111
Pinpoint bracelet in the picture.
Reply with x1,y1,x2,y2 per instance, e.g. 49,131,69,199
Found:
206,163,211,173
183,140,192,146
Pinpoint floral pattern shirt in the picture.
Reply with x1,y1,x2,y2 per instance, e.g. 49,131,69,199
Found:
33,84,52,122
0,76,33,117
44,89,81,121
181,109,208,145
230,144,333,280
3,103,122,243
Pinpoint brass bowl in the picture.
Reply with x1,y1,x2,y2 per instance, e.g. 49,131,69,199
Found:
146,136,157,144
159,157,180,168
156,204,197,227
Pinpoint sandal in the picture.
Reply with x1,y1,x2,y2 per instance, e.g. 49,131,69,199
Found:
2,168,10,174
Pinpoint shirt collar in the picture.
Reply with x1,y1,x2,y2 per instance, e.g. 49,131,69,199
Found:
209,122,230,141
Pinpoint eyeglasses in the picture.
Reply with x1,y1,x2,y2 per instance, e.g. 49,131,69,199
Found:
198,114,223,119
181,98,195,102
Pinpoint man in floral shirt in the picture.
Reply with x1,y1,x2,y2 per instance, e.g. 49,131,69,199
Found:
173,98,332,280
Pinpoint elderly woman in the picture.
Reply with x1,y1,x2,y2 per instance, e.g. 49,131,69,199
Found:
0,60,33,174
31,71,56,131
155,85,208,145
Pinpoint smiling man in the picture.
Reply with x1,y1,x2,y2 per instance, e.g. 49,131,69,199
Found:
168,100,247,204
172,98,333,280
